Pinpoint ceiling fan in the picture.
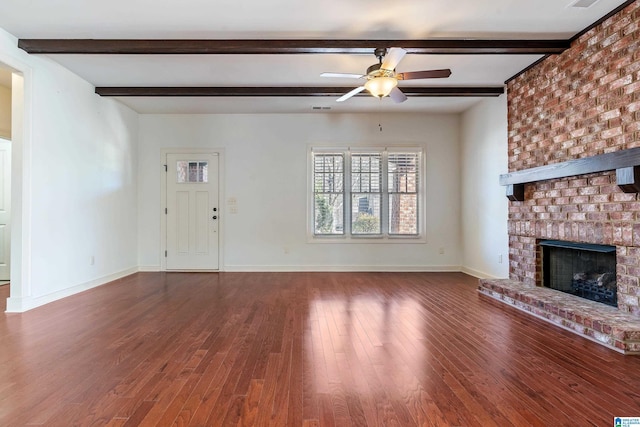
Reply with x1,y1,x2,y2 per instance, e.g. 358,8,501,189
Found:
321,47,452,103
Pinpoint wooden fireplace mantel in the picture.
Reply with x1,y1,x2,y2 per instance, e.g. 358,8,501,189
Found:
499,147,640,201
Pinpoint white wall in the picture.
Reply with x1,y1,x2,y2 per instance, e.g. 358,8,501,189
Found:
460,96,509,278
0,83,9,139
139,113,462,271
0,27,139,311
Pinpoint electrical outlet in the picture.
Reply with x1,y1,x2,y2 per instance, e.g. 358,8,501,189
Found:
229,206,238,214
439,248,445,255
90,255,95,265
498,254,503,264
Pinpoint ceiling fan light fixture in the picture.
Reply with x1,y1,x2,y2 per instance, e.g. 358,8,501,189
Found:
364,76,398,99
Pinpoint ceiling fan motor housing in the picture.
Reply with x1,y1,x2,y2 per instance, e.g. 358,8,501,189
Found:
366,63,382,75
366,63,395,78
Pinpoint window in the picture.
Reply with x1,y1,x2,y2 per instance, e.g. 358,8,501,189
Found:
388,152,419,235
351,153,382,235
311,148,422,239
313,153,344,235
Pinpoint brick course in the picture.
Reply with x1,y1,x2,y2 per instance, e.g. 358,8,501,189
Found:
507,1,640,314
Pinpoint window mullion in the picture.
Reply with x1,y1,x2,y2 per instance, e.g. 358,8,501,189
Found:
381,150,389,236
345,149,352,236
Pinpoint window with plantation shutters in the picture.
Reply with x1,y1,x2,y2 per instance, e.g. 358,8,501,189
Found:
388,152,419,235
351,153,382,235
311,147,423,240
313,153,345,235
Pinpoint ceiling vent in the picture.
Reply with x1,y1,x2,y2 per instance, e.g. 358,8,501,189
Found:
570,0,600,8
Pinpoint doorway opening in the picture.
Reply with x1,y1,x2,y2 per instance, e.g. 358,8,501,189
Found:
0,57,27,312
0,67,12,305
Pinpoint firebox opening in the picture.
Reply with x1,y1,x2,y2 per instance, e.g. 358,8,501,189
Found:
540,240,617,307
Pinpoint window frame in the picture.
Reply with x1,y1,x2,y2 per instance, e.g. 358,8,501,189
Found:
312,151,346,236
349,149,383,236
308,145,426,243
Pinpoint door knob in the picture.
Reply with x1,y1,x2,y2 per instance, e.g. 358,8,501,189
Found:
213,207,217,212
212,215,218,220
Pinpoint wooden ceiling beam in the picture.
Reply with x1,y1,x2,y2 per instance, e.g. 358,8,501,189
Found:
94,86,505,97
18,39,569,55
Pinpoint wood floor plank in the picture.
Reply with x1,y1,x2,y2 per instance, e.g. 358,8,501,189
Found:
1,271,639,426
253,353,281,426
237,379,264,427
171,351,227,425
288,293,305,426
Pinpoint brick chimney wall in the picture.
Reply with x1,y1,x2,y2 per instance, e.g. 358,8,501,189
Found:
506,1,640,315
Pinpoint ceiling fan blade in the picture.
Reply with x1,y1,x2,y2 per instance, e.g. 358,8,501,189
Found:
336,86,366,102
397,69,452,80
321,72,364,79
381,47,407,71
389,87,407,104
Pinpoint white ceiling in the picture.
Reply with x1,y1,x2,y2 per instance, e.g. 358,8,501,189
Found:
0,0,630,114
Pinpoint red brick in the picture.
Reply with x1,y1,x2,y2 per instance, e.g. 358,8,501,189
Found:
570,195,590,204
610,211,634,221
602,203,623,211
612,192,638,202
590,194,611,203
589,176,612,185
587,212,609,221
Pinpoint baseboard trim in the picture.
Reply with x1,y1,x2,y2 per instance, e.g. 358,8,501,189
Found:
5,267,138,313
138,265,161,272
461,266,505,279
223,265,462,272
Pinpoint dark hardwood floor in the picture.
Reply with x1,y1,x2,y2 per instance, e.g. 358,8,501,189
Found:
0,272,639,426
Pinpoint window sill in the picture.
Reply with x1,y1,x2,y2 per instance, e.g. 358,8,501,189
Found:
308,235,426,244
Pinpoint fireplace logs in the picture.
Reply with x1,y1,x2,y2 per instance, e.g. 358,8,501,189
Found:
571,271,617,307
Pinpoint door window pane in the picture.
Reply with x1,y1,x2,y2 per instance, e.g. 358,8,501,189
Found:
177,161,208,183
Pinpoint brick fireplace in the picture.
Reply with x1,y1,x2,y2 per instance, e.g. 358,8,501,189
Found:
479,1,640,353
508,171,640,315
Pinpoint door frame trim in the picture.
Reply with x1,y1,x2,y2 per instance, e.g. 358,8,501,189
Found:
160,148,225,272
0,139,11,280
0,54,34,312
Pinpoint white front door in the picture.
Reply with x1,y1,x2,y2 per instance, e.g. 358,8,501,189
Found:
0,140,10,280
166,153,219,270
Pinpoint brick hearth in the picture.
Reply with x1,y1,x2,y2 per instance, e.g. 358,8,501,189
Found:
479,278,640,354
